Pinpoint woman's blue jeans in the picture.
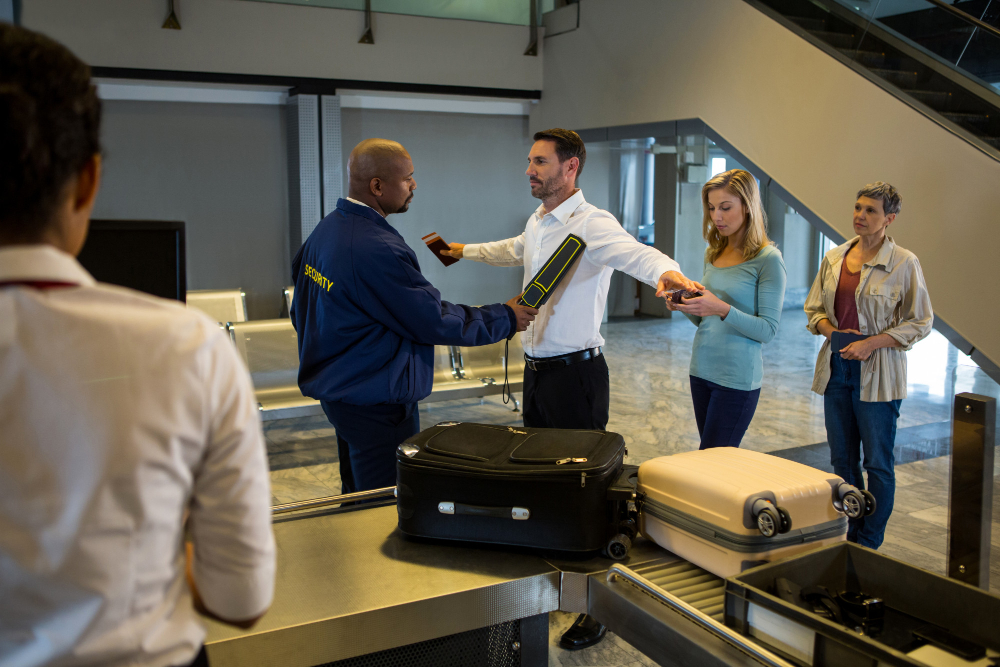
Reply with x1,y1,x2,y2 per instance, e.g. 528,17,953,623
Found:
690,375,761,449
823,353,901,549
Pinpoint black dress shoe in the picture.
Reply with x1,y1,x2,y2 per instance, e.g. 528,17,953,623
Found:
559,613,607,650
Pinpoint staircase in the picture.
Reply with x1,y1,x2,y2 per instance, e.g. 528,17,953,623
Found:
752,0,1000,153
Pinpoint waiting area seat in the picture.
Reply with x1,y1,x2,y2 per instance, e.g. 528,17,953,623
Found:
228,319,321,421
229,316,525,420
424,338,525,409
187,289,247,325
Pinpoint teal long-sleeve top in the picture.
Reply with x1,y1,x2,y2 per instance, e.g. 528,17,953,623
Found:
685,244,786,391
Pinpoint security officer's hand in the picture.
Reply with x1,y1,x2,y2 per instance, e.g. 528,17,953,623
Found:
441,243,465,259
506,295,538,332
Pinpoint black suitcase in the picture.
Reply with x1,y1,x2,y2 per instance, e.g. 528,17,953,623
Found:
396,422,638,559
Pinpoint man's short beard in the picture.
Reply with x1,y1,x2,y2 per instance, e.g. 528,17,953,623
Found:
530,177,556,200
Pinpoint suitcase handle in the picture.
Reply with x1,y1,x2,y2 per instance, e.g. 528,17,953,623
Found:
438,501,530,520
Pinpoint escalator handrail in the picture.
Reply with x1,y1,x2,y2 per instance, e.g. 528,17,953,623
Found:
606,564,795,667
921,0,1000,40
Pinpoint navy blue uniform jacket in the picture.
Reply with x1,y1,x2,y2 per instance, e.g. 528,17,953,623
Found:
291,199,515,406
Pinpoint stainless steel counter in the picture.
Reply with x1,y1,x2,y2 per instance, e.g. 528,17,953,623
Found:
204,504,785,667
204,505,559,667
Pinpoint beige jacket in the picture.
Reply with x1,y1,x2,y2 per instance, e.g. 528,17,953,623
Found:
805,236,933,402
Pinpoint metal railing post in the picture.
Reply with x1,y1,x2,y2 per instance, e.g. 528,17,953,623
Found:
524,0,539,56
947,392,995,590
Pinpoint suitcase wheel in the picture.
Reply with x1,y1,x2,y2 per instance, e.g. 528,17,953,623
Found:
776,506,792,534
860,489,877,516
841,490,866,519
606,533,632,561
756,506,780,537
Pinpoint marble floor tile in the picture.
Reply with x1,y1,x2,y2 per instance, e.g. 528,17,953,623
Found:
884,511,948,555
548,611,658,667
893,469,931,488
270,466,340,505
908,505,949,529
878,533,947,575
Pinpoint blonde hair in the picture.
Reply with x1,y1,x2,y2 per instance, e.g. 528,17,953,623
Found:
701,169,772,263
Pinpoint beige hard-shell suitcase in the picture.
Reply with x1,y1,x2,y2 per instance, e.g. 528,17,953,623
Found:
637,448,874,578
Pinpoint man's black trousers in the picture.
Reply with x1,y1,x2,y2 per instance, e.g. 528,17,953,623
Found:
521,354,610,430
320,400,420,493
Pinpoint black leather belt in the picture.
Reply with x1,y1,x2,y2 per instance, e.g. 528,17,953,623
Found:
524,347,602,371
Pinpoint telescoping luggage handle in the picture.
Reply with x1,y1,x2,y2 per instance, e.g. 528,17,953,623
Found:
438,501,530,521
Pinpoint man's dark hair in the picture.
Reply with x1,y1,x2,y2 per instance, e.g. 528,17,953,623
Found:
0,24,102,241
533,128,586,181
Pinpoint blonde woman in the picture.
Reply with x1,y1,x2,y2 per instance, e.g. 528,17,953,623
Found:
666,169,786,448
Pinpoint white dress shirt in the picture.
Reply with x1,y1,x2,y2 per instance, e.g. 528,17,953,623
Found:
0,246,276,667
464,190,680,358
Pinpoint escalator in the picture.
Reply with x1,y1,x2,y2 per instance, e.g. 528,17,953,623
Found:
751,0,1000,153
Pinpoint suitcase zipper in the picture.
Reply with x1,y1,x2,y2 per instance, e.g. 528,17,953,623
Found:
642,498,846,553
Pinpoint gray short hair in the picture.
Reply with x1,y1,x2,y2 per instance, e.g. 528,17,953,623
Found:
857,181,901,215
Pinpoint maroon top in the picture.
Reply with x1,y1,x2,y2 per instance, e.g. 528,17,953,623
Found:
834,259,861,332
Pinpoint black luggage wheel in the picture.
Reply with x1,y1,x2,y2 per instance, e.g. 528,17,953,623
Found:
605,533,632,561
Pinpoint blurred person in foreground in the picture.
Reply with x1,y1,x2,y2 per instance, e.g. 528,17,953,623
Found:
0,23,275,667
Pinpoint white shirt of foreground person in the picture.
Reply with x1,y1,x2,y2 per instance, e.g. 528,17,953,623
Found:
0,246,276,667
463,189,680,358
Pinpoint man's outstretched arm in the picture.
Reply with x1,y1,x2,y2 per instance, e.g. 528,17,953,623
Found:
441,233,525,267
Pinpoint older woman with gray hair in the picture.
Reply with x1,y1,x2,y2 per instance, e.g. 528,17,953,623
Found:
804,182,933,549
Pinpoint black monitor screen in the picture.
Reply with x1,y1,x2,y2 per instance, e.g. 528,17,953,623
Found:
77,220,186,302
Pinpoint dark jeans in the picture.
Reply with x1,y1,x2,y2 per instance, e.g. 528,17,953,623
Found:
522,354,610,430
824,353,900,549
689,375,760,449
320,400,420,493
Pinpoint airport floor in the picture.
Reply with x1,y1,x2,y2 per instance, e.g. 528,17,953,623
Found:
263,309,1000,666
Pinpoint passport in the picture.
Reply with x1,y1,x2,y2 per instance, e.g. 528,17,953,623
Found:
831,331,869,353
422,232,459,267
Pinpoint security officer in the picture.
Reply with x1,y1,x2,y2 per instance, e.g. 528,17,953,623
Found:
291,139,537,494
1,25,274,667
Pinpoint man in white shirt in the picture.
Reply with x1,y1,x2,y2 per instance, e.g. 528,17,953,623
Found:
444,128,700,431
442,128,700,649
0,24,275,667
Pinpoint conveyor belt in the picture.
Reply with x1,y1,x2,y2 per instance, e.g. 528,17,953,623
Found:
206,501,786,667
630,558,726,622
